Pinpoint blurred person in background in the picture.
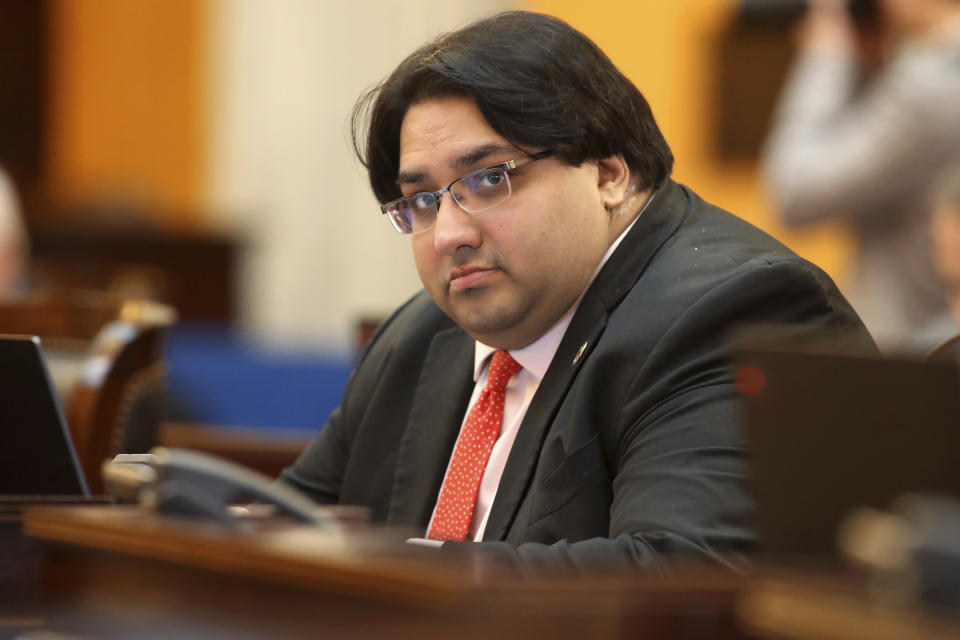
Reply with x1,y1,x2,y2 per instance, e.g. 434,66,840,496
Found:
0,167,28,294
764,0,960,348
914,163,960,352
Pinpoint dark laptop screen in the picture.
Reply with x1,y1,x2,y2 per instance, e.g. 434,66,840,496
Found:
736,343,960,556
0,335,88,496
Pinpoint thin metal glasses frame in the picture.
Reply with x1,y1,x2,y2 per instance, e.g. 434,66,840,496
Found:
380,149,554,234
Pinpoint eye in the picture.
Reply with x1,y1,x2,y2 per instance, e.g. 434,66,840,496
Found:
464,169,506,193
410,192,436,210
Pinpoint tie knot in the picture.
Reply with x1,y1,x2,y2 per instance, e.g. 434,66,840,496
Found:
488,350,522,393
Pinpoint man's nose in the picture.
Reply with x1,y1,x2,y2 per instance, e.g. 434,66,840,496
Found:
432,193,482,255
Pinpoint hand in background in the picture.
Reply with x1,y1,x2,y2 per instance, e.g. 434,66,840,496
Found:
796,0,857,54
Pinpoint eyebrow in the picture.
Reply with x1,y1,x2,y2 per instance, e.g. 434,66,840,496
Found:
396,142,517,188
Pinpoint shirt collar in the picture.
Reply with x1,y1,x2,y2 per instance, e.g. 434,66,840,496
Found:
472,187,656,381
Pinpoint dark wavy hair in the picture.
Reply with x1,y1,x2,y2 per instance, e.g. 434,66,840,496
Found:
351,11,674,204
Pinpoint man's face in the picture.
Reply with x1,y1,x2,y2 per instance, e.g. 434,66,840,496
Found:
398,96,618,349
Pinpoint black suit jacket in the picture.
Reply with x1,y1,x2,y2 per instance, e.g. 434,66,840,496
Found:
281,180,871,570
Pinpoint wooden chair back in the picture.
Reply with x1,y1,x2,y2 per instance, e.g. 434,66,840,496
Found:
925,333,960,363
0,291,177,493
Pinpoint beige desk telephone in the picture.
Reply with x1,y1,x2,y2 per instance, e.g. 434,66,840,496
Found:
103,447,331,526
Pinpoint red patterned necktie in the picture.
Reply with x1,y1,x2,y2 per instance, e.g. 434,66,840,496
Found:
427,350,522,541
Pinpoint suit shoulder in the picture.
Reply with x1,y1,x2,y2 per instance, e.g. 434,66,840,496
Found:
622,184,860,331
662,185,832,282
358,290,458,363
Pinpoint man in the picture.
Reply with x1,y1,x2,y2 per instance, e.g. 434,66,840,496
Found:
764,0,960,347
281,11,870,570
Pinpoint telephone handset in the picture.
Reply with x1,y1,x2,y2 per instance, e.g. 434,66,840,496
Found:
103,447,331,526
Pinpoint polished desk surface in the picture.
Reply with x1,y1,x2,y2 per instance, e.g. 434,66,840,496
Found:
12,505,744,639
8,505,960,639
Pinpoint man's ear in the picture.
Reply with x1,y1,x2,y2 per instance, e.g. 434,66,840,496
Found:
596,154,631,211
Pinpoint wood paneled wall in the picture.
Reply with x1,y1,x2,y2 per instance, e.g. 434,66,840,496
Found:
45,0,206,226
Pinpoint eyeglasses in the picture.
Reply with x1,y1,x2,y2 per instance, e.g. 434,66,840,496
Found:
381,149,554,234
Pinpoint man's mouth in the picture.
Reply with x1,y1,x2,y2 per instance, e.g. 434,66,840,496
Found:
448,265,498,293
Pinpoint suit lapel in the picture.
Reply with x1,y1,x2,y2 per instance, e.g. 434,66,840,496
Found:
387,326,475,527
482,299,607,541
482,180,691,541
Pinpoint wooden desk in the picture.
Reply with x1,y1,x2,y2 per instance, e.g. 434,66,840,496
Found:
17,506,745,639
740,574,960,640
15,506,960,639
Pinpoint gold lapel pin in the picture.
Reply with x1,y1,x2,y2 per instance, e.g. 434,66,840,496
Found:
572,341,588,366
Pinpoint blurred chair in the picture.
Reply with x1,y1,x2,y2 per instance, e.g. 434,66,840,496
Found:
0,291,177,493
926,333,960,364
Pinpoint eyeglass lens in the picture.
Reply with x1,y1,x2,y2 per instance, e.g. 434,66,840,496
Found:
387,166,512,234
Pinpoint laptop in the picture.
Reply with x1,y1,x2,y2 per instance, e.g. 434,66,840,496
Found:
734,339,960,557
0,335,89,497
